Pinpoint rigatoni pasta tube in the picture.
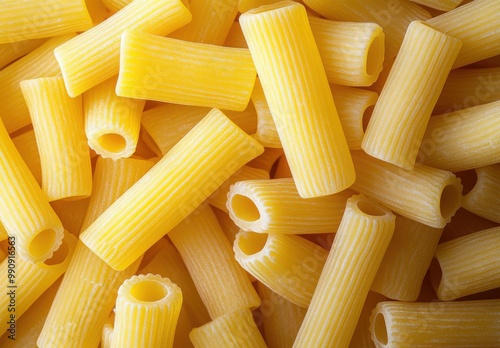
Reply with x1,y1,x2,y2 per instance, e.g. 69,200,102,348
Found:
84,76,145,159
189,308,267,348
21,76,92,201
370,300,500,348
234,231,328,307
80,109,263,271
116,30,256,111
240,1,355,198
362,20,462,170
462,164,500,223
418,100,500,172
351,150,462,228
426,0,500,68
370,215,443,301
227,178,353,234
0,117,63,263
168,205,261,319
111,274,182,348
54,0,192,97
430,227,500,301
294,194,395,348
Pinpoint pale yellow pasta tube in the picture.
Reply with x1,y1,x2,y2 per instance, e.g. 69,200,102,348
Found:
234,231,328,307
370,300,500,347
168,205,261,319
256,282,307,348
462,164,500,223
426,0,500,68
418,100,500,172
55,0,192,97
0,231,76,335
351,150,462,228
0,34,74,134
84,76,145,159
309,17,384,87
11,129,42,186
228,178,353,234
169,0,238,45
240,1,355,198
0,0,92,43
117,30,256,111
431,226,500,301
21,76,92,201
0,117,63,263
111,274,183,348
209,166,269,212
294,194,395,347
189,308,267,348
0,38,47,69
370,215,443,301
80,109,263,271
362,21,461,169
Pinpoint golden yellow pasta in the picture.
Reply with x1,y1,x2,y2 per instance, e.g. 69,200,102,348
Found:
11,129,42,186
0,38,47,69
462,164,500,223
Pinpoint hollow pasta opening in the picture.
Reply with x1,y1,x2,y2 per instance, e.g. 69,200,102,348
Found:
356,200,385,216
130,280,168,302
29,229,57,260
231,194,261,222
44,239,70,266
238,232,268,256
430,257,443,293
440,184,461,219
362,105,375,133
97,133,127,153
373,312,389,345
365,32,385,76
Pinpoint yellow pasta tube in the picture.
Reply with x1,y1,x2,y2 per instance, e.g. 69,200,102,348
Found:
370,215,443,301
168,205,261,319
0,0,92,43
294,194,395,348
189,307,267,348
21,76,92,201
256,282,307,348
362,21,461,169
418,100,500,172
169,0,238,45
55,0,192,97
101,0,130,12
0,117,63,263
84,76,145,159
117,30,256,111
426,0,500,68
351,150,462,228
0,34,74,134
0,38,47,69
240,1,355,198
0,231,76,335
234,231,328,307
209,165,269,212
80,109,263,271
431,226,500,301
462,164,500,223
309,17,385,87
370,300,500,347
228,178,353,234
101,314,114,348
11,129,42,186
111,274,183,348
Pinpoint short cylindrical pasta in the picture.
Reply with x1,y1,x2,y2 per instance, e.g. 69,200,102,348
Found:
370,300,500,347
227,178,353,234
431,226,500,301
462,164,500,223
80,109,263,271
240,1,355,198
362,20,462,169
234,231,328,307
21,76,92,201
294,194,395,347
111,274,183,348
189,308,267,348
351,150,462,228
117,30,256,111
54,0,192,97
84,76,145,159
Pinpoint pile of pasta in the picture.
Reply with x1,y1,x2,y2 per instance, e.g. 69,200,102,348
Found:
0,0,499,347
